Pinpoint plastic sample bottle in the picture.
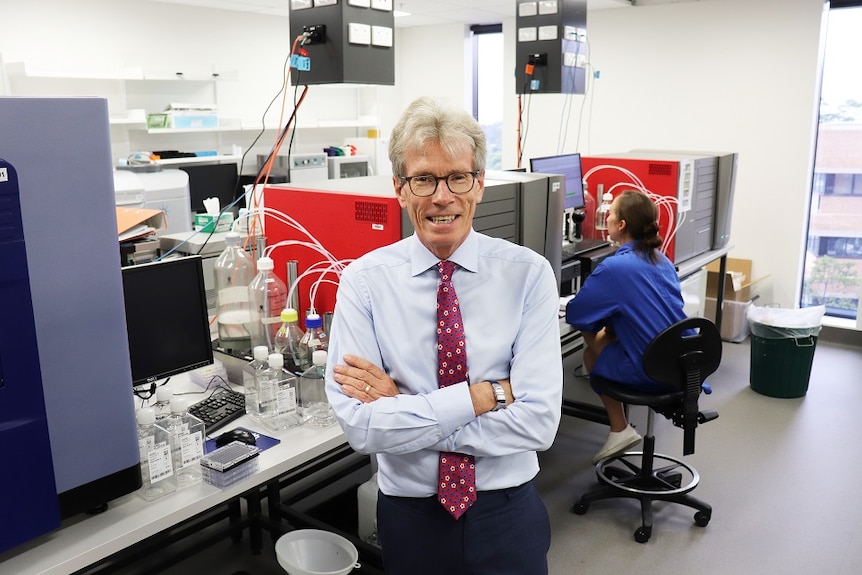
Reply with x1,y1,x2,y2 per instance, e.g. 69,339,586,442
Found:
297,313,328,371
248,256,288,352
274,308,305,373
214,232,256,354
157,397,205,488
153,385,173,420
299,350,336,427
136,407,177,501
594,185,614,232
259,353,302,432
242,345,270,422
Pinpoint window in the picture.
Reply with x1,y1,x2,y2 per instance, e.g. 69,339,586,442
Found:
802,4,862,320
471,24,503,170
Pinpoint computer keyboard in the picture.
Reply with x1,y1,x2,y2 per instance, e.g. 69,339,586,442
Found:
188,388,246,434
562,238,611,261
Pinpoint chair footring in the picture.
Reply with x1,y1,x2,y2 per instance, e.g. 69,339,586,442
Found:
596,451,700,496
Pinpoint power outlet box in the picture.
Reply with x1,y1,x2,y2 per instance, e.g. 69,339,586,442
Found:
303,24,326,44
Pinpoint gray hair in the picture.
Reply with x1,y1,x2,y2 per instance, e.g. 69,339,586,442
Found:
388,96,487,177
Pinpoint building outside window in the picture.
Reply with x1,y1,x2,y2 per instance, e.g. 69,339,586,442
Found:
803,4,862,320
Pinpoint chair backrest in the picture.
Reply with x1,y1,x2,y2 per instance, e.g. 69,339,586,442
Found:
643,317,722,390
642,317,722,455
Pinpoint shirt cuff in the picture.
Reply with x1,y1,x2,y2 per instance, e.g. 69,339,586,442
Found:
429,381,476,437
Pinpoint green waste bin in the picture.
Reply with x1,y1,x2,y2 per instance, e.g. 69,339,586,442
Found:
746,305,825,398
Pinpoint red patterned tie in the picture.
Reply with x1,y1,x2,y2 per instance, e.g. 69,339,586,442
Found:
436,260,477,520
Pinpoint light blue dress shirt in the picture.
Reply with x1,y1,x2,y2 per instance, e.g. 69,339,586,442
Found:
325,230,563,498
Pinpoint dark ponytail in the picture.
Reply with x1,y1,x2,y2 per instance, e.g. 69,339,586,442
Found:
615,190,663,264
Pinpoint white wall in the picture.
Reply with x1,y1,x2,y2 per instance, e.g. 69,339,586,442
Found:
393,0,828,309
1,0,829,309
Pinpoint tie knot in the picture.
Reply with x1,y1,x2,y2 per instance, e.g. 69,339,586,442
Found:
438,260,456,280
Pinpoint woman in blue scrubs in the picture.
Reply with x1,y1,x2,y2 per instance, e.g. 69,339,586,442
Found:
566,190,688,463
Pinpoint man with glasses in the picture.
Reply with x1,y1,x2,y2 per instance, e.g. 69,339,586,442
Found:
325,96,562,575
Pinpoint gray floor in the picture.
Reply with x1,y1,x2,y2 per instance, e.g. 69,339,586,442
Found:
151,336,862,575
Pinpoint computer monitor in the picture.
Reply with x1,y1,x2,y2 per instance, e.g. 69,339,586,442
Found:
179,162,240,215
529,153,585,210
122,256,214,388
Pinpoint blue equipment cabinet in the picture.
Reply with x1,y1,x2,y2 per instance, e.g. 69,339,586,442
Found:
0,158,61,553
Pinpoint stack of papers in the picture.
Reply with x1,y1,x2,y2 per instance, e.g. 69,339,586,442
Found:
117,207,167,242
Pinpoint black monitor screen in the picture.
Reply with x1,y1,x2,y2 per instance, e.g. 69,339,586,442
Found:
179,163,239,214
122,256,214,387
530,153,584,210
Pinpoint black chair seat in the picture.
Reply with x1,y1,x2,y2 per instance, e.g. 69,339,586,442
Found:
590,375,684,409
571,316,722,543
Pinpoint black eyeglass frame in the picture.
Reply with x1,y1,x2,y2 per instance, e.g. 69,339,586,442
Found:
398,171,481,197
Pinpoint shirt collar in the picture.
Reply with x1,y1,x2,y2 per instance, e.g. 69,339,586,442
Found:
409,229,479,276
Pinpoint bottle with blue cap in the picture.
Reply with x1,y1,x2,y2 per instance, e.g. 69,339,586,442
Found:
297,312,328,371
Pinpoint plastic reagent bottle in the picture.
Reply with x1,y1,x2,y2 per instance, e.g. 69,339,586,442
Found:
243,345,270,422
214,232,256,354
274,307,305,373
595,185,613,232
153,385,173,420
158,397,205,488
299,350,337,427
136,407,177,501
248,256,288,352
297,313,328,371
260,352,302,431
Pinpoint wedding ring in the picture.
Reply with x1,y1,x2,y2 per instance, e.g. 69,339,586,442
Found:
364,384,371,393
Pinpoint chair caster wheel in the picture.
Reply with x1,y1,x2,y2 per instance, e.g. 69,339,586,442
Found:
694,510,711,527
634,526,652,543
571,501,589,515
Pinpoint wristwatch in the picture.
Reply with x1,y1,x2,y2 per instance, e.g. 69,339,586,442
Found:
489,380,507,411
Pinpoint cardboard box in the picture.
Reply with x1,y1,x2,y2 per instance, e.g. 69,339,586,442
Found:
194,212,233,233
116,207,167,242
706,258,769,302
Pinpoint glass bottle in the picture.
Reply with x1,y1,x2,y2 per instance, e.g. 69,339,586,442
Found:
275,308,305,373
136,407,177,501
260,353,302,432
297,313,328,371
153,385,173,420
248,256,288,352
299,350,336,427
595,186,613,232
242,345,270,422
214,231,256,355
157,397,205,488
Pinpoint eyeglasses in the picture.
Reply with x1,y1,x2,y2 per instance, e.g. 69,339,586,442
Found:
399,171,480,197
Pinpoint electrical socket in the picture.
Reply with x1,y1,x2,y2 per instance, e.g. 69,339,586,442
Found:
303,24,326,44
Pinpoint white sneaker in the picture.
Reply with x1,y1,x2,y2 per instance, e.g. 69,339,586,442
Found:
592,425,642,464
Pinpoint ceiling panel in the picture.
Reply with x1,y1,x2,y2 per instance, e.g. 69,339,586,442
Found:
147,0,638,26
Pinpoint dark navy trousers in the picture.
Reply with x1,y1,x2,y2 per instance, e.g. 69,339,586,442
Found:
377,481,551,575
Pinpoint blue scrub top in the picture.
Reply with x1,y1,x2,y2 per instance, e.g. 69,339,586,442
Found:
565,242,687,389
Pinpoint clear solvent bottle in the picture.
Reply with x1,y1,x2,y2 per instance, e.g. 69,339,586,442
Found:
595,185,613,233
260,353,302,432
297,313,328,371
299,350,337,427
243,345,270,422
214,231,256,354
157,397,205,488
248,256,288,352
275,308,305,374
136,407,177,501
153,385,173,421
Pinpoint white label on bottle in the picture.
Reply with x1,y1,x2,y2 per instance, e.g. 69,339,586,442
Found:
147,442,174,483
277,387,298,414
179,431,204,467
219,286,250,305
